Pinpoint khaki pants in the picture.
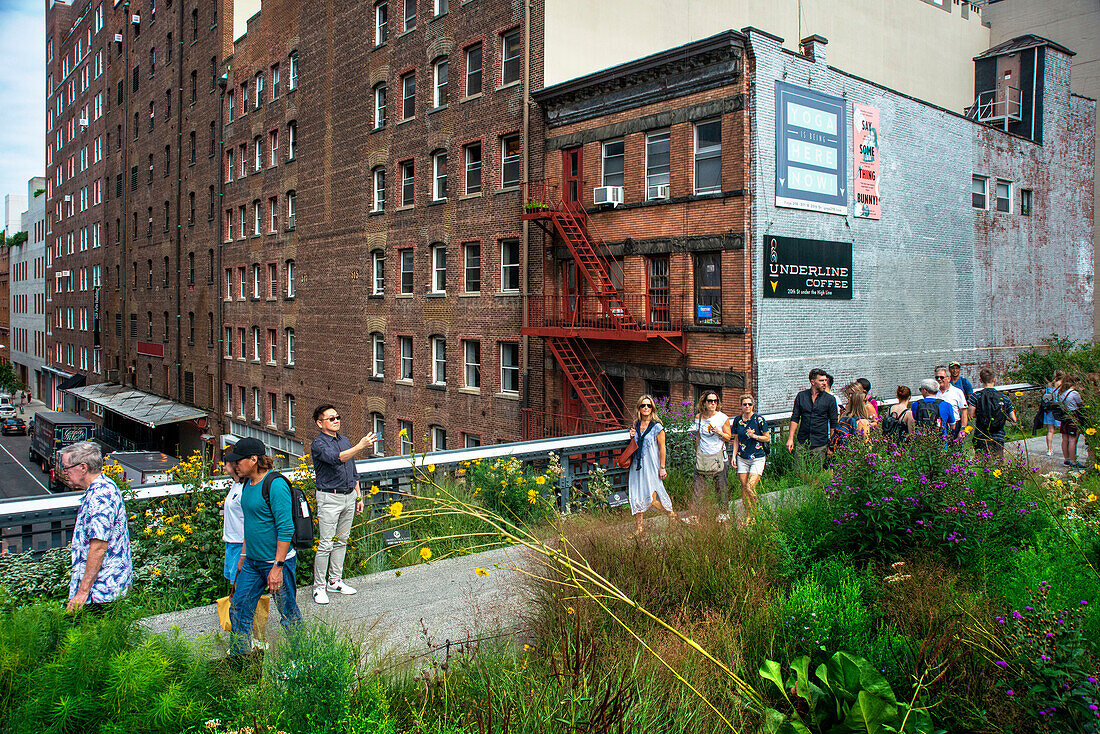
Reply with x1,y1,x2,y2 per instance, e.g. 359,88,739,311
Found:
313,490,357,588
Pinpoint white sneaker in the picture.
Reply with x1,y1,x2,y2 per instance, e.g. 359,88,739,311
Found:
313,586,330,605
1046,451,1053,457
327,580,358,595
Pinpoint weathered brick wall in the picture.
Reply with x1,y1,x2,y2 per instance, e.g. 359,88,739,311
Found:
748,29,1094,412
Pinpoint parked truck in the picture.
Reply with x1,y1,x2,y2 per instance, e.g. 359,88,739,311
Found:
28,411,97,491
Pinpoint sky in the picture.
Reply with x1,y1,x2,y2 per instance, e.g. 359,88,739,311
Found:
0,0,45,213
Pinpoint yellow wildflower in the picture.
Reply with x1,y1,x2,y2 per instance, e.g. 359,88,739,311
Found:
399,427,408,438
1087,428,1097,436
1088,494,1097,502
427,464,435,473
389,501,403,519
156,528,165,536
527,489,538,504
501,480,508,487
143,527,152,535
129,514,137,520
370,485,380,495
475,567,490,578
1015,391,1024,397
395,570,402,577
420,547,433,562
152,567,161,576
992,469,1002,478
567,607,575,615
963,425,973,435
535,476,546,485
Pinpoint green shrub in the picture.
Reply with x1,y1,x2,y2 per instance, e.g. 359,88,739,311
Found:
1006,336,1100,387
779,558,877,660
0,548,70,608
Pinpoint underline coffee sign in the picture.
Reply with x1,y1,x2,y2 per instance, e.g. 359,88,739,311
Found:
775,81,847,215
763,235,852,300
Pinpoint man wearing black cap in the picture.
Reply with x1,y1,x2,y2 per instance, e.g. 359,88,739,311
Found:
225,437,301,655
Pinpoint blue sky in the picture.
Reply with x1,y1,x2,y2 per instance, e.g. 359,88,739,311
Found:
0,0,45,211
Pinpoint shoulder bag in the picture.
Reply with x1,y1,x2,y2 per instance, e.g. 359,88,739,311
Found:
615,422,639,469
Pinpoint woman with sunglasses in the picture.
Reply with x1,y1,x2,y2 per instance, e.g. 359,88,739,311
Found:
692,391,732,518
730,394,770,524
627,394,677,537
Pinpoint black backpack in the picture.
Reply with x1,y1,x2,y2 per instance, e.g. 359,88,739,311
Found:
974,388,1008,435
261,471,315,550
911,398,945,429
881,407,910,442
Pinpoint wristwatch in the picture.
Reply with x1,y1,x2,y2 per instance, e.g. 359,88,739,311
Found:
274,560,285,567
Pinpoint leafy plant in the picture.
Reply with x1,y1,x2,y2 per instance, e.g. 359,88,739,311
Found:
780,558,877,660
758,651,934,734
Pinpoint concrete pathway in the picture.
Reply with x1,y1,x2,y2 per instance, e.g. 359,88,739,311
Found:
1011,432,1089,472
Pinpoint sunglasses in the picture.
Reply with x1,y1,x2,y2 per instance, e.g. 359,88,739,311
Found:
640,404,654,409
705,398,718,403
742,401,753,406
324,415,341,422
935,376,948,381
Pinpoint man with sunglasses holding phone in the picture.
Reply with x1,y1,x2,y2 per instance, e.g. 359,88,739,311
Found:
310,405,377,605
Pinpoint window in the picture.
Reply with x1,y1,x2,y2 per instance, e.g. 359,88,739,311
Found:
429,151,448,201
272,64,280,98
286,259,296,297
269,196,278,232
501,30,521,85
464,143,481,194
225,268,232,298
646,130,671,199
694,119,721,194
372,414,385,454
399,420,413,455
373,251,385,294
287,395,295,432
255,72,264,108
226,383,233,413
287,191,296,229
254,136,264,171
400,160,414,206
500,238,519,292
253,200,262,236
433,58,448,107
268,263,277,297
500,343,519,394
372,333,385,377
253,264,262,298
694,252,721,325
972,175,987,209
430,426,446,452
431,337,446,385
287,121,296,159
374,85,386,128
465,43,482,97
253,387,261,421
431,244,446,292
238,266,246,298
239,143,247,177
1021,188,1032,217
463,242,480,293
401,72,415,119
501,135,520,188
269,129,278,167
399,336,413,380
286,328,295,364
403,0,415,30
228,89,235,122
434,0,448,15
238,327,246,359
400,249,414,293
375,2,388,44
268,329,277,362
226,149,234,182
289,52,298,90
238,386,246,417
995,179,1011,213
373,168,385,211
463,340,481,388
464,434,481,448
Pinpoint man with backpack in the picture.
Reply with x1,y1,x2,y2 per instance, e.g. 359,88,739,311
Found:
227,437,302,656
967,368,1017,459
912,379,956,442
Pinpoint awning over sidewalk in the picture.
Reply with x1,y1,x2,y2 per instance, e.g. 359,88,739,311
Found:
58,373,86,390
63,382,208,428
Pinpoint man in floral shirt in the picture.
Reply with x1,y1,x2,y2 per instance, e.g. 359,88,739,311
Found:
62,441,133,612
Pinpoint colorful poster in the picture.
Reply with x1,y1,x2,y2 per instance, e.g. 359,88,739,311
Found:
853,104,881,219
775,81,848,216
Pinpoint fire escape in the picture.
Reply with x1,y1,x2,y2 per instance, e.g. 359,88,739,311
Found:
522,172,683,439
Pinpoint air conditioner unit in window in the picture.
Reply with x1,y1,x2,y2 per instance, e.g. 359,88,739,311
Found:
114,34,123,42
287,214,296,230
79,117,88,127
593,186,624,208
652,184,671,200
130,14,140,24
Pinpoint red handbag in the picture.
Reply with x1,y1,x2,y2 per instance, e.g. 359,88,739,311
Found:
616,423,639,469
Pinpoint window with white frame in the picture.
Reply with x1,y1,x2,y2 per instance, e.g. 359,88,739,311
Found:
464,143,481,194
646,129,671,199
268,393,277,427
501,134,520,189
694,119,721,194
287,190,296,228
500,342,520,394
287,395,295,431
463,340,481,388
465,43,482,97
463,242,480,293
1021,188,1033,217
463,433,481,448
374,84,386,128
372,413,385,454
288,52,298,90
399,336,413,380
375,2,388,44
433,58,448,107
432,151,447,200
399,420,413,455
501,30,521,85
372,251,385,294
268,328,277,362
431,244,446,292
372,333,385,377
373,168,385,211
255,72,264,108
268,263,277,297
434,0,448,15
400,160,414,206
269,196,278,232
431,336,446,385
430,426,446,451
972,175,987,209
500,238,519,292
286,259,296,297
404,0,416,29
269,129,279,166
253,200,262,236
252,263,261,297
286,327,295,363
252,326,261,360
287,121,297,159
995,179,1011,213
253,387,262,421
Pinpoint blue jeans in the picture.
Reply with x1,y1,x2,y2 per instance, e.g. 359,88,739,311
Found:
229,555,301,655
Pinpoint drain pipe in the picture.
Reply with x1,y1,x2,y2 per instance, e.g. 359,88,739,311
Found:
520,0,532,421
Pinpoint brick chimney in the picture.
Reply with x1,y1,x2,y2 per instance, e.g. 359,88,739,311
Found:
800,34,828,64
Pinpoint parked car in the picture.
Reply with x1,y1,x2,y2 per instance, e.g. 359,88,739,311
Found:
0,404,16,419
1,417,27,436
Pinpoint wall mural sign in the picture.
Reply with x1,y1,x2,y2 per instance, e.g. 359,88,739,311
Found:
763,235,853,300
853,103,881,219
775,81,847,215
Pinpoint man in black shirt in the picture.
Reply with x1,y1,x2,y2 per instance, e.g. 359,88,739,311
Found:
785,368,839,459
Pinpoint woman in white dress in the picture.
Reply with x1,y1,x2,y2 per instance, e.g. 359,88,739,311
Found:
627,394,677,537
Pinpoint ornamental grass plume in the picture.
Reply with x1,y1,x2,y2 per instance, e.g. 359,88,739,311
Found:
355,459,767,732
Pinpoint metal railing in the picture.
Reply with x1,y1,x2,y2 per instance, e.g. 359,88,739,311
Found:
974,85,1022,123
526,292,683,335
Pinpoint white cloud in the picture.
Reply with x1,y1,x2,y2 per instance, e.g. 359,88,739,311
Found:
0,0,45,204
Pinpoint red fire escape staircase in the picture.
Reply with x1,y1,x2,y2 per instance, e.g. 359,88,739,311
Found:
544,336,619,426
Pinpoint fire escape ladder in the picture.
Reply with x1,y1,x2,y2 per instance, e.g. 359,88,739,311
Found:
545,336,619,425
552,203,639,331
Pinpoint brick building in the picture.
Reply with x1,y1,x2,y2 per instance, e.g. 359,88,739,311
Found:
220,0,302,461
